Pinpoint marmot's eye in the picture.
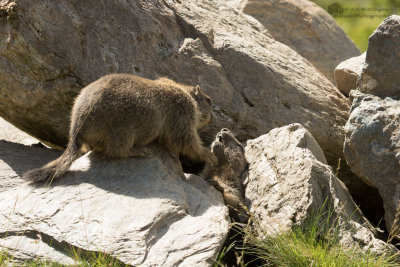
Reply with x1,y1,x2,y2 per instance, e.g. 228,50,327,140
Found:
206,97,212,105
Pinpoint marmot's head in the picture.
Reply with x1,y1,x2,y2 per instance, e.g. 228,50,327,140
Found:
211,128,247,174
190,85,213,129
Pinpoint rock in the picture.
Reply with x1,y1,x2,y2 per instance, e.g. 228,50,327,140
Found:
0,117,39,146
0,117,54,193
0,235,76,265
0,143,229,266
344,90,400,232
226,0,361,82
358,15,400,97
0,140,60,193
245,123,396,255
0,0,349,170
335,53,366,96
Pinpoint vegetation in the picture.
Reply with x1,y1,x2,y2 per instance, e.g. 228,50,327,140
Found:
311,0,400,51
0,247,127,267
214,206,399,267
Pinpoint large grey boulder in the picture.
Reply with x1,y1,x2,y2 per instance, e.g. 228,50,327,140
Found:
225,0,361,82
0,0,349,169
0,143,229,266
344,90,400,232
245,123,396,255
358,15,400,97
334,53,366,96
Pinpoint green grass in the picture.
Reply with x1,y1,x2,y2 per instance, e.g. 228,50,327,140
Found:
242,223,397,266
311,0,400,51
0,246,127,266
214,204,399,267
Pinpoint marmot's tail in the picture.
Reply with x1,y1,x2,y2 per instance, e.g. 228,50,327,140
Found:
22,139,82,183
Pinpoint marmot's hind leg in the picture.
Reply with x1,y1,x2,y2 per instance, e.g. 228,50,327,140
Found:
129,146,153,158
103,135,133,159
103,135,154,159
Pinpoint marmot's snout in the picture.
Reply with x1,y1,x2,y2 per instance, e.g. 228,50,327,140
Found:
215,129,244,152
216,128,231,142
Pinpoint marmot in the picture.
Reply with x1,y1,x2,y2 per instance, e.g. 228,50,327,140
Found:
23,74,216,183
202,128,248,220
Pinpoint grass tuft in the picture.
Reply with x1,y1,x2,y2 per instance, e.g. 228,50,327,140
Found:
0,246,127,266
214,201,400,267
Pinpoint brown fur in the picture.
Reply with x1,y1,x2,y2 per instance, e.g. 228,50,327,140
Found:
202,128,248,220
23,74,216,183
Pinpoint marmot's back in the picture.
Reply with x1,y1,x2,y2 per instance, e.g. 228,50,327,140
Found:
23,73,216,183
72,74,197,148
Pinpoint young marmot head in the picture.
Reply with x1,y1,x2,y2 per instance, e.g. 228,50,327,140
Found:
208,128,248,221
211,128,247,173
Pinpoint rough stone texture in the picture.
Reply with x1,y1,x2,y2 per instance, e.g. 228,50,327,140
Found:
0,235,76,265
0,144,229,266
226,0,361,82
0,116,57,193
0,117,39,146
335,53,366,97
0,140,60,193
245,123,396,255
358,15,400,97
0,0,349,169
344,90,400,231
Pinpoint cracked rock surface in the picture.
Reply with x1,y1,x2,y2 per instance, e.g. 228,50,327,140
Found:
344,90,400,232
245,123,397,256
0,143,229,266
0,140,59,193
0,0,349,170
0,235,76,265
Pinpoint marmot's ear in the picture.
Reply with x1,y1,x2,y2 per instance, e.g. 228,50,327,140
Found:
195,85,201,95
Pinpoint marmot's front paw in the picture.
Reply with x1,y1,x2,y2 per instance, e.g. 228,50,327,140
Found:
205,149,218,166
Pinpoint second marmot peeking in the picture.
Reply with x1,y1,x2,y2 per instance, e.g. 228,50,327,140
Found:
202,128,248,220
23,73,216,183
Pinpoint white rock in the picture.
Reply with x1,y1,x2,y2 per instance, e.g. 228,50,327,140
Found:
0,144,229,266
245,123,397,255
0,141,60,193
0,235,76,265
335,53,366,96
